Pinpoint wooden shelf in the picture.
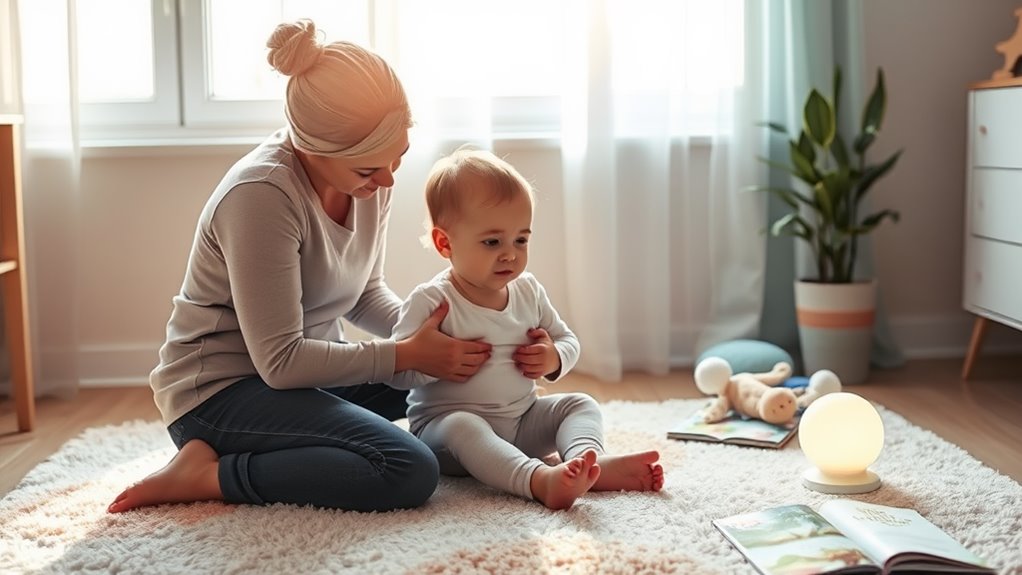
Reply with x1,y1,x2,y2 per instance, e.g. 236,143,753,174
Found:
969,76,1022,90
0,117,36,432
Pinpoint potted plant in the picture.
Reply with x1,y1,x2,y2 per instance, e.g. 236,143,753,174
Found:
754,67,903,383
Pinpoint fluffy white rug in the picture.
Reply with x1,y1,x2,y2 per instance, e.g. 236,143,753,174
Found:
1,399,1020,574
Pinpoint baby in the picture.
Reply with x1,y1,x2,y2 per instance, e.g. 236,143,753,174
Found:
388,148,663,509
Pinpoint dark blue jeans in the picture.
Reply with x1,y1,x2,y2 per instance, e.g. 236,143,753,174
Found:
167,377,439,512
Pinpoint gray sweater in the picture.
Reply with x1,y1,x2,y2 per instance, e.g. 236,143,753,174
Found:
151,129,402,424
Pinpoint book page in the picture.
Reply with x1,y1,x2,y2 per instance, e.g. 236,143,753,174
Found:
818,500,992,571
713,504,878,575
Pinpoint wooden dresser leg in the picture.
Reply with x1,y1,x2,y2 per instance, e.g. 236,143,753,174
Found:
961,316,988,380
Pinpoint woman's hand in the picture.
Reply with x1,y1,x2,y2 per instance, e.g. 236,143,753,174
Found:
395,300,491,382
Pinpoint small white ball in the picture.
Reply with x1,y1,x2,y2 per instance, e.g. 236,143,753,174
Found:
808,369,842,394
694,356,733,395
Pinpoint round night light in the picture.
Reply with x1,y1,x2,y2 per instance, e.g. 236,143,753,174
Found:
799,391,884,494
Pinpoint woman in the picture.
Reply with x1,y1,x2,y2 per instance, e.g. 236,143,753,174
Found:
108,19,491,513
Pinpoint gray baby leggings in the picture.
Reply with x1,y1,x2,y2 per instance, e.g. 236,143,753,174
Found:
416,392,604,500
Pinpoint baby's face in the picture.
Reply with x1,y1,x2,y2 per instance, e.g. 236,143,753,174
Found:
443,186,533,298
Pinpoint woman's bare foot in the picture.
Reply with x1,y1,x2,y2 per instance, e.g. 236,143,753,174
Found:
591,450,664,492
530,449,601,510
107,439,223,513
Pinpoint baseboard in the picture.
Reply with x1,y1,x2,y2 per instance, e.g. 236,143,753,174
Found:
45,313,1022,387
75,343,159,388
889,313,1022,359
668,313,1022,370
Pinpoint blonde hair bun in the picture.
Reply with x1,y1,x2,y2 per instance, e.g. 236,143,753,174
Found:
266,19,323,77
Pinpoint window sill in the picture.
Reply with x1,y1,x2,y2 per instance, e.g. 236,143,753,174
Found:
79,130,714,158
81,129,567,158
81,135,267,158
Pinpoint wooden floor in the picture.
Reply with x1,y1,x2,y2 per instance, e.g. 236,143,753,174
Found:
1,356,1020,497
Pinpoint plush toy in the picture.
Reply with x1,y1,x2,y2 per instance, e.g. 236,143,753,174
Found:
693,357,843,425
694,357,798,424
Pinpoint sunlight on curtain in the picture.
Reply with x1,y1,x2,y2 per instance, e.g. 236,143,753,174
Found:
0,0,18,115
692,0,774,357
560,0,762,379
388,0,566,142
26,0,761,388
379,0,759,380
13,0,82,397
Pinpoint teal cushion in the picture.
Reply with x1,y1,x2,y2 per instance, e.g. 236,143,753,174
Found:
697,339,794,375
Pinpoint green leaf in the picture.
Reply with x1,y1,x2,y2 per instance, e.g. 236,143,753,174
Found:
758,157,815,186
854,131,876,155
757,121,790,135
821,171,850,204
858,209,901,230
831,134,849,170
746,185,806,209
813,181,835,223
797,132,816,165
772,212,813,242
856,149,903,201
861,68,887,135
804,90,836,148
789,140,818,183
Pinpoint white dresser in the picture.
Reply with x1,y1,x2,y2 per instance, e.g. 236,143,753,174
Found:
962,82,1022,378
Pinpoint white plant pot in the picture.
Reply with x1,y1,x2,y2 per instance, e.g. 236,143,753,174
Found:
794,279,876,384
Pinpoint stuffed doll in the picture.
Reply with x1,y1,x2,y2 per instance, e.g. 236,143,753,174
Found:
694,357,799,425
694,357,842,425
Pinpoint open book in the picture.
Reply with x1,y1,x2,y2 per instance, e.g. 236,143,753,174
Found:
666,403,798,448
712,500,995,574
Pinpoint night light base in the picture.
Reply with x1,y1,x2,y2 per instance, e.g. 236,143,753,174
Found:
802,467,881,494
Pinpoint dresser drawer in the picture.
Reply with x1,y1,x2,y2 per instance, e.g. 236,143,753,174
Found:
964,237,1022,323
973,87,1022,169
971,168,1022,244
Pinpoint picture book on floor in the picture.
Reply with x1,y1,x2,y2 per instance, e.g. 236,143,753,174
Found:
712,499,996,575
666,403,798,448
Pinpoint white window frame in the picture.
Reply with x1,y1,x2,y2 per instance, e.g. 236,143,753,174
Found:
77,0,740,146
177,0,284,131
80,0,568,144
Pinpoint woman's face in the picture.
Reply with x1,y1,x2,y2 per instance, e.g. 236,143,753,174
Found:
301,132,410,200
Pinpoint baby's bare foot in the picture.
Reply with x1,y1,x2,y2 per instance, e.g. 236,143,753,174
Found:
531,449,601,510
592,450,664,492
107,439,222,513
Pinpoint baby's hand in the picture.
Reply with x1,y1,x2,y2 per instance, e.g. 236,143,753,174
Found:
513,328,559,380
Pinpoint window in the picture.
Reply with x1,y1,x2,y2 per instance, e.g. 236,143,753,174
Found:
77,0,180,136
76,0,743,142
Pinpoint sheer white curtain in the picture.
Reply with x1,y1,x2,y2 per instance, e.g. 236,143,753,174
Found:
560,0,767,379
5,0,769,394
8,0,82,398
383,0,767,381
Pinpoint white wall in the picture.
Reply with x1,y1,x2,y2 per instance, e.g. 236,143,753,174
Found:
24,0,1022,387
